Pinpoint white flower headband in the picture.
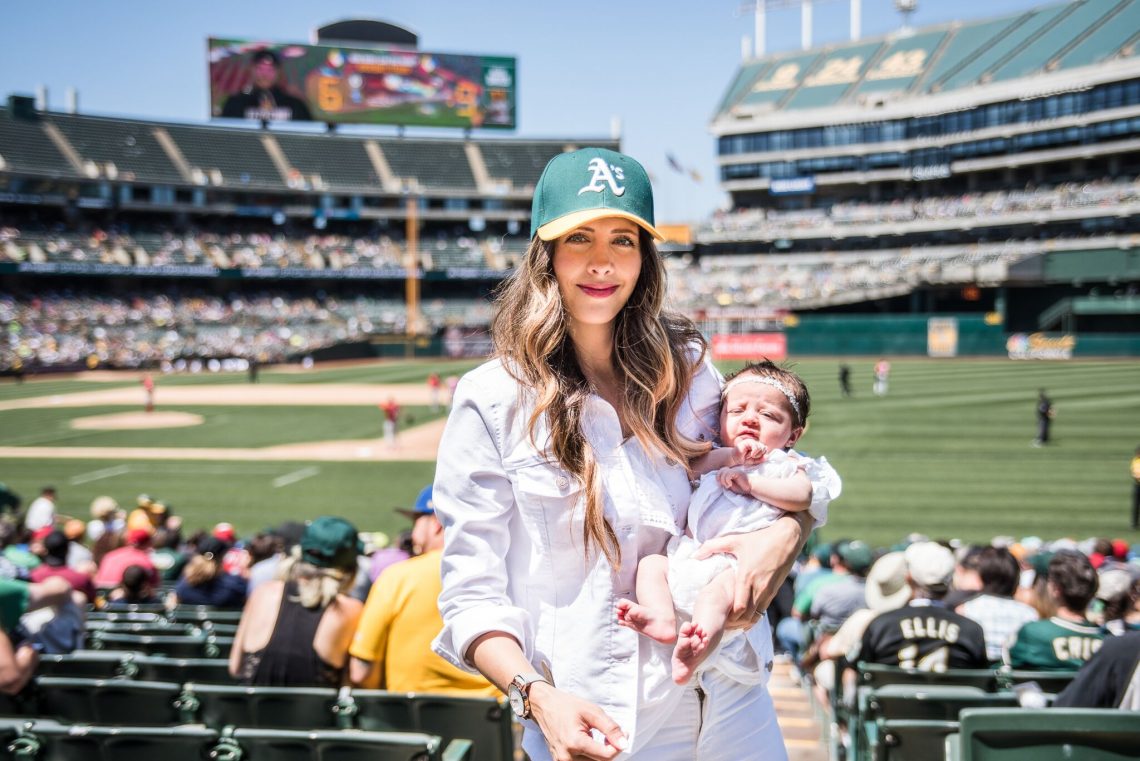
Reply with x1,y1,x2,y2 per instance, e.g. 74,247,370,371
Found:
721,375,802,422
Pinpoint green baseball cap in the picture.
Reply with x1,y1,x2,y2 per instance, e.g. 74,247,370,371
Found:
301,516,363,571
531,147,664,242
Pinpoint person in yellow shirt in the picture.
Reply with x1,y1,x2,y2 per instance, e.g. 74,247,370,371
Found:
349,486,498,696
1131,445,1140,530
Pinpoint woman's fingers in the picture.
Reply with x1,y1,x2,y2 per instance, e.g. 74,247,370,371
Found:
691,535,738,561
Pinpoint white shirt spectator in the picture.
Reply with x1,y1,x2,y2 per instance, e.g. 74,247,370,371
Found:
24,495,55,531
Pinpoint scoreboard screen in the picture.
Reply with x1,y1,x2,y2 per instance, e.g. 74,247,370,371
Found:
209,38,516,130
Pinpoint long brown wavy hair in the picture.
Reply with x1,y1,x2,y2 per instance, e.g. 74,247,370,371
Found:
492,229,711,569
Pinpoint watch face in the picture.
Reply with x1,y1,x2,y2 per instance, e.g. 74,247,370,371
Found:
508,684,525,717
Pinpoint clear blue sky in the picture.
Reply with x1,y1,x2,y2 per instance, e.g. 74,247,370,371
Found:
1,0,1050,223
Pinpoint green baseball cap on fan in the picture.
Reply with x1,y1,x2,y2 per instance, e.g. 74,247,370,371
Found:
531,147,664,242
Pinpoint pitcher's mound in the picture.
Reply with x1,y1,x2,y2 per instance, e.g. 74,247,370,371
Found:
70,411,205,430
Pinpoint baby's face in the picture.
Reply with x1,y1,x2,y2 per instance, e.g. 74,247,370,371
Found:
720,378,801,452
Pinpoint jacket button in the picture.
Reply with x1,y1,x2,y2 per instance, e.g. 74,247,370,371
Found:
556,476,569,489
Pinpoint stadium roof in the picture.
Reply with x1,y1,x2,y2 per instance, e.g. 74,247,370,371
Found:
712,0,1140,132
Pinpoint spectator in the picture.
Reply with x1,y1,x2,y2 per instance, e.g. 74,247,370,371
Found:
0,484,21,517
349,487,497,695
1052,631,1140,709
61,519,94,574
245,532,285,593
173,536,247,608
1097,573,1140,636
126,495,166,535
1007,550,1104,671
105,565,161,608
229,516,363,686
944,546,985,608
29,531,95,603
810,540,874,633
367,530,411,583
23,487,56,532
94,528,159,590
856,542,988,670
958,546,1039,663
86,495,122,545
150,527,186,582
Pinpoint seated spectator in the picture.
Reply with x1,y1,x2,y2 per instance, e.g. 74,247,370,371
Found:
29,531,95,603
86,495,123,547
855,541,988,670
349,487,496,695
1093,571,1139,635
944,545,985,608
957,546,1038,663
173,536,247,608
126,495,167,535
62,519,94,575
245,532,284,593
150,527,186,582
94,528,159,590
811,540,874,633
104,565,161,608
0,576,85,660
1007,550,1104,671
1052,631,1140,709
229,517,363,686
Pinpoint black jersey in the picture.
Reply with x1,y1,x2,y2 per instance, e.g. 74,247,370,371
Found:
858,601,988,670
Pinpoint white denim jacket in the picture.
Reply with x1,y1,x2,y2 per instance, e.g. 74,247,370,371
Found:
432,354,732,753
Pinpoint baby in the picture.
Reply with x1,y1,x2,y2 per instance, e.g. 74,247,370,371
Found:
617,360,840,684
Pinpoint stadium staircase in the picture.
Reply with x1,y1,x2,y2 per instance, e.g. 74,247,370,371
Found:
770,660,827,761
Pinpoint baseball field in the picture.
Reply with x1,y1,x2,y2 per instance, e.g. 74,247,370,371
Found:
1,357,1137,549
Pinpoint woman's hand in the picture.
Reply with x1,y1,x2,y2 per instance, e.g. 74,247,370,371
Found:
529,682,628,761
693,511,812,630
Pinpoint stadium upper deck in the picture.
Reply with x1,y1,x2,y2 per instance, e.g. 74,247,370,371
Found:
712,0,1140,206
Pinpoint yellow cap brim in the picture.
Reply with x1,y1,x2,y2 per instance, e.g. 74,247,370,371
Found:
536,209,666,243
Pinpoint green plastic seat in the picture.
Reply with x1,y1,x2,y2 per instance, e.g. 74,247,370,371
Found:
857,662,999,691
36,677,184,725
35,651,128,679
168,606,243,625
995,669,1076,695
871,719,960,761
4,721,219,761
90,631,233,659
178,683,343,729
341,690,418,732
126,655,233,683
415,694,512,761
955,707,1140,760
224,727,471,761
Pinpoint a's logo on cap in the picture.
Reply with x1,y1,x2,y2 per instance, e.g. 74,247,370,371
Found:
578,157,626,197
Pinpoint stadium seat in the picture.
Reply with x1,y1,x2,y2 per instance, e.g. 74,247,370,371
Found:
35,651,129,679
126,655,232,683
89,631,233,659
414,694,513,761
995,669,1076,695
950,707,1140,761
35,677,184,725
168,606,243,625
869,719,960,761
177,683,343,729
2,720,219,761
340,689,418,732
223,726,472,761
856,663,998,691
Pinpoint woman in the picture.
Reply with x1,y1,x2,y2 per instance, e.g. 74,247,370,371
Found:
432,148,813,761
229,516,363,686
173,535,247,608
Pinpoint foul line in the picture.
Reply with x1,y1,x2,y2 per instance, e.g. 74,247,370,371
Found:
69,465,131,485
272,466,321,488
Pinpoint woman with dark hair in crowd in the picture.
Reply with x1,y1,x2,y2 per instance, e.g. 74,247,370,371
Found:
173,536,247,608
229,516,363,686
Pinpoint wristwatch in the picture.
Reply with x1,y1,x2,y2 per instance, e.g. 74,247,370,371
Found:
508,672,549,719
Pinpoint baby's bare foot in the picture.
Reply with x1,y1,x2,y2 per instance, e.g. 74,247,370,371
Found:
671,621,712,684
616,599,677,644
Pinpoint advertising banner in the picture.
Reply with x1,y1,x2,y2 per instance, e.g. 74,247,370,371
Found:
927,317,959,357
710,333,787,361
209,38,516,129
1006,333,1076,360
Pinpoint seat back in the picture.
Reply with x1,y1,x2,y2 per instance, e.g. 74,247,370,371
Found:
126,655,232,683
857,663,998,691
343,689,418,732
4,721,219,761
36,677,183,725
180,683,342,729
36,651,128,679
876,719,960,761
957,708,1140,761
90,631,233,658
414,694,512,761
168,606,243,625
228,727,443,761
868,685,1019,721
996,669,1076,695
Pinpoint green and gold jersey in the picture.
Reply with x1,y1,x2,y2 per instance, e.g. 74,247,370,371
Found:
1006,616,1104,671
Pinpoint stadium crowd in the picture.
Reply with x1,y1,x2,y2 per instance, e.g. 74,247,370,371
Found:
0,224,528,272
1,289,491,371
0,479,1135,704
701,177,1140,239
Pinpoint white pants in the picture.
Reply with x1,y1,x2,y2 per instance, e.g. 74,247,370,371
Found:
524,670,788,761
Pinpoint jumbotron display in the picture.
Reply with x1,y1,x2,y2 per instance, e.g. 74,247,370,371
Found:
208,38,516,129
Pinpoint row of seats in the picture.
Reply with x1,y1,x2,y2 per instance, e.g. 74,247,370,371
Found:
0,719,471,761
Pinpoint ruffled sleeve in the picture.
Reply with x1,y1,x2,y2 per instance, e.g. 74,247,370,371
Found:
792,452,842,528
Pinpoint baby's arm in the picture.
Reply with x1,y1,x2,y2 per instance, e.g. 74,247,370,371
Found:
718,466,813,512
691,439,766,477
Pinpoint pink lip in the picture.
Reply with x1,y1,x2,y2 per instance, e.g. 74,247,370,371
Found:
579,284,619,298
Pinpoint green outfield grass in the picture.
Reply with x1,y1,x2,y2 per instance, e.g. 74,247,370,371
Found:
1,358,1137,547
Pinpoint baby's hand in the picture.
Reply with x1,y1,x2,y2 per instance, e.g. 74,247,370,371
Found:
717,467,752,495
733,439,768,465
